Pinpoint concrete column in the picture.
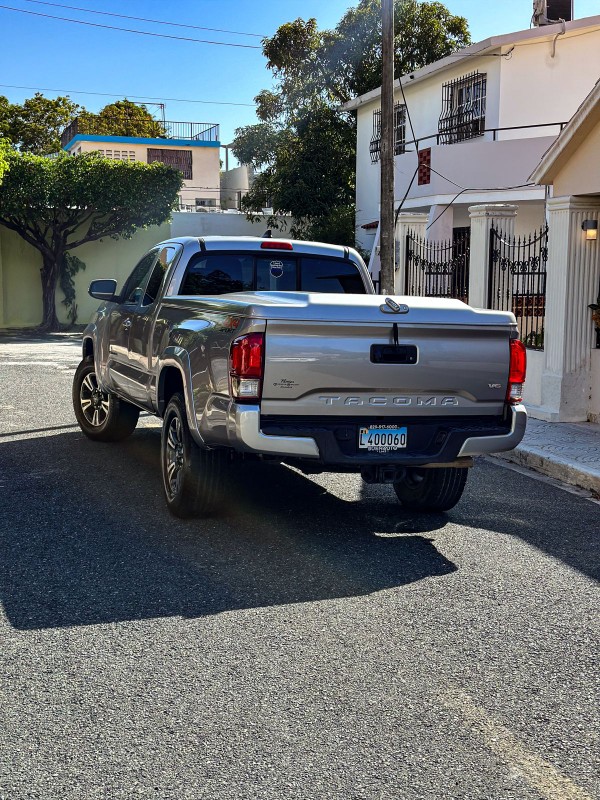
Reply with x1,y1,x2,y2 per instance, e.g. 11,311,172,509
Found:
468,204,518,308
394,212,428,295
535,195,600,422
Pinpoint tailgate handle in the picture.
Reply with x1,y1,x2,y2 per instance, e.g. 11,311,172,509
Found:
370,344,417,364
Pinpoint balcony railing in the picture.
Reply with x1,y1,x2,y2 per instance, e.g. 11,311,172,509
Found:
386,120,567,154
61,117,219,149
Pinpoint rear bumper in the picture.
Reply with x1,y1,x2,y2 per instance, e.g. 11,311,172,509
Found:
227,404,320,458
458,404,527,457
226,404,527,464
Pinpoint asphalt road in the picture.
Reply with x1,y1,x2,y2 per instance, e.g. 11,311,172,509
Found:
0,334,598,800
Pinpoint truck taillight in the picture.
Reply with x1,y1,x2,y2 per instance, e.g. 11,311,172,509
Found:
229,333,264,400
507,339,526,404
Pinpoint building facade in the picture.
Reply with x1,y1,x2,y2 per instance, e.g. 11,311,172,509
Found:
61,118,221,211
342,15,600,255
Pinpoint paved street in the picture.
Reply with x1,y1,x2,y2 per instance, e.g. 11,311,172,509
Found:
0,334,598,800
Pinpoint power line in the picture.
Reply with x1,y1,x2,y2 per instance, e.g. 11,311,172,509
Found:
0,82,256,107
0,4,262,49
21,0,266,38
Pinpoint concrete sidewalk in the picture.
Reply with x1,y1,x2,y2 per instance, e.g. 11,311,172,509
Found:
498,416,600,497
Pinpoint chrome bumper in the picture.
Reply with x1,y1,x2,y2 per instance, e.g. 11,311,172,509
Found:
227,404,319,458
224,403,526,462
458,404,527,457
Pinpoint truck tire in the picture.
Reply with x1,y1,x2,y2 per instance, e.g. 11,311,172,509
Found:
161,392,225,518
393,467,468,512
73,357,139,442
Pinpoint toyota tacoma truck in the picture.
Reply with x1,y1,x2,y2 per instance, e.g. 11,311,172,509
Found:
73,235,527,517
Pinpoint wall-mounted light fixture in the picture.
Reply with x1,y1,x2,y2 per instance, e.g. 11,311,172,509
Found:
582,219,598,241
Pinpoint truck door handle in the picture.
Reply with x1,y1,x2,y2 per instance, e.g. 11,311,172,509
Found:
122,318,132,330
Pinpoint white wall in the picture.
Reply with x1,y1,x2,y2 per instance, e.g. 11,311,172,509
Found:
498,25,600,136
523,349,544,407
514,201,547,236
170,212,292,239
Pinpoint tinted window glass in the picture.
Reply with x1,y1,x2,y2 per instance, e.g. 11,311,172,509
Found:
256,257,297,291
121,251,158,305
143,245,181,306
300,258,366,294
180,254,254,295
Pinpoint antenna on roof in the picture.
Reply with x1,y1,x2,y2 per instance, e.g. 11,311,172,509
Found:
262,229,272,238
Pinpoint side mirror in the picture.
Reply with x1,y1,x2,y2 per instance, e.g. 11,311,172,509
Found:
89,279,117,302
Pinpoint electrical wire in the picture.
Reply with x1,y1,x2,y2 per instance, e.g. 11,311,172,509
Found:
0,82,255,107
0,4,262,49
20,0,266,38
425,180,538,231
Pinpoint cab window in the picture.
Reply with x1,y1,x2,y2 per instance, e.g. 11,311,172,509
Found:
300,258,366,294
120,251,158,305
143,245,181,306
180,254,254,295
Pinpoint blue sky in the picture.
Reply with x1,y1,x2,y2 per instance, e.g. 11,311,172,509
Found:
0,0,598,159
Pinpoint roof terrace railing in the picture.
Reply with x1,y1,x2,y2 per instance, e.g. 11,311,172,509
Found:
61,117,220,149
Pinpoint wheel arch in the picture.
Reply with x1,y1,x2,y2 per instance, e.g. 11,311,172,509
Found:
157,364,186,416
82,337,94,359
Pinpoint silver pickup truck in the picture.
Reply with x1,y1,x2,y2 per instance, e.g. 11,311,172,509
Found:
73,235,527,517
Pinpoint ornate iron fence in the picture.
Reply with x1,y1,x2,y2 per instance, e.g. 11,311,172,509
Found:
404,230,470,302
488,224,548,350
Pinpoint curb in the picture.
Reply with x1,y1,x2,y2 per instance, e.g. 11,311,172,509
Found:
497,446,600,497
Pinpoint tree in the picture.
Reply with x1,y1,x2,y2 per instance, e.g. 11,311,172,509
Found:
0,140,9,183
77,100,166,138
232,0,471,245
326,0,471,99
239,108,356,245
5,93,80,155
0,151,182,330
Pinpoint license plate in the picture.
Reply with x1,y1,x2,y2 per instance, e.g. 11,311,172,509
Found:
359,425,407,452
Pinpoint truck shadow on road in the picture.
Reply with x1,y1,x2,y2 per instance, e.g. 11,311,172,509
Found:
0,428,456,630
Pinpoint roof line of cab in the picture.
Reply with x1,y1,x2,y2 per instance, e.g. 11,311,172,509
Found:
154,235,363,266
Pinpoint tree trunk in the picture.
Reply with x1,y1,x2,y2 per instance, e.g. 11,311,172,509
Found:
39,254,61,332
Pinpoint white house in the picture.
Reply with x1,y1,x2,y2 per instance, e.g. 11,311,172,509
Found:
341,13,600,254
61,118,222,211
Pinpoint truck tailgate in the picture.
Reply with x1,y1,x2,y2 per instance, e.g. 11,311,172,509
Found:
261,319,509,417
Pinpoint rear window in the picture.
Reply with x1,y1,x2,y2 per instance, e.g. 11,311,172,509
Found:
180,255,254,295
300,257,367,294
256,256,297,291
179,253,366,295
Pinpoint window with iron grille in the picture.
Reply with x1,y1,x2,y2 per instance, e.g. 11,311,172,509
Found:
394,103,406,155
438,71,486,144
370,103,407,163
147,148,193,179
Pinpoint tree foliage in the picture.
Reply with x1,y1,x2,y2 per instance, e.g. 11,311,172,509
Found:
0,150,182,330
0,92,80,155
232,0,470,245
77,99,166,139
0,95,165,155
0,139,9,183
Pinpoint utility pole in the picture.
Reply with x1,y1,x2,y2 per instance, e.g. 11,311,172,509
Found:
379,0,395,295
